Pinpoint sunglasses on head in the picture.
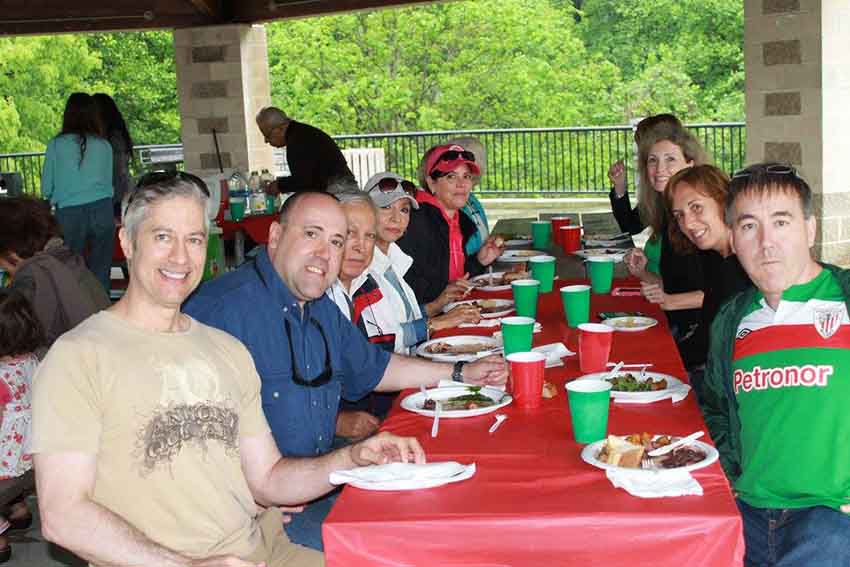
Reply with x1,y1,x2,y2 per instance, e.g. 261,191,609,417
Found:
731,164,798,181
370,177,416,197
437,149,476,164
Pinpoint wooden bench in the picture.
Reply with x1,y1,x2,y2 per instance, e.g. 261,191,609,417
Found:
0,469,34,509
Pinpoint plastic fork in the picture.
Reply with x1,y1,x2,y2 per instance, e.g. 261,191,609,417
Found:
431,401,442,438
488,413,507,434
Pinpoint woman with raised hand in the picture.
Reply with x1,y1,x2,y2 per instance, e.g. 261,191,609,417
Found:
397,144,504,305
364,172,481,355
41,92,114,292
610,119,708,369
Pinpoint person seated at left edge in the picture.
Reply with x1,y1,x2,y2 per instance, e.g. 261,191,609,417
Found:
184,191,508,551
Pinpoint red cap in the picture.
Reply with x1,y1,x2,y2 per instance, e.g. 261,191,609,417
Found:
425,144,481,177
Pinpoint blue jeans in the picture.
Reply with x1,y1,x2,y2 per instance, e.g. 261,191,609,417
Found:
55,198,114,293
283,488,340,551
737,499,850,566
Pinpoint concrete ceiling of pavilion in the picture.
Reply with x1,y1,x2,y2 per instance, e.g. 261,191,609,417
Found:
1,0,441,36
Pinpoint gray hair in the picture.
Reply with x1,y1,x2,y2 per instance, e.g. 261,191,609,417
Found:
256,106,289,128
122,174,210,244
335,189,379,218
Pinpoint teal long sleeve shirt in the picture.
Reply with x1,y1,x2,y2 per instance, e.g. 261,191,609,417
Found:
41,134,113,208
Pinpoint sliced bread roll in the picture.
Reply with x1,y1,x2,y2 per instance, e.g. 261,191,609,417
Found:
602,435,645,468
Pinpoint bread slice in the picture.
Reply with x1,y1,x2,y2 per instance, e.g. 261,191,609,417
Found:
602,435,645,468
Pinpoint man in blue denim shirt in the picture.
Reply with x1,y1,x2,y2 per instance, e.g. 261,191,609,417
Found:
184,191,507,551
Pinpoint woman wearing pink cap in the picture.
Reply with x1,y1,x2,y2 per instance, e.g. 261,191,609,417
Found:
397,144,505,304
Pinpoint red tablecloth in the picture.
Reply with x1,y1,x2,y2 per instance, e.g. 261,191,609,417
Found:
323,280,745,566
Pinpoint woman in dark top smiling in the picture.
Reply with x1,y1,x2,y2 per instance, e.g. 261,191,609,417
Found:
665,164,752,403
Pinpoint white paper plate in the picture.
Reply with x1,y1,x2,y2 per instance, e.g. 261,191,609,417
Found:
497,249,545,263
573,248,628,261
443,298,515,318
574,371,684,402
602,316,659,332
470,271,513,291
415,335,502,362
581,437,719,473
330,462,477,491
401,385,512,418
504,238,532,246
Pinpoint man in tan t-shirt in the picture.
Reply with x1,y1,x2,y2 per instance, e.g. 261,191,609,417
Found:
30,171,425,567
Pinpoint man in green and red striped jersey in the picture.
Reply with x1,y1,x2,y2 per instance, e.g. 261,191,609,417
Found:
703,162,850,566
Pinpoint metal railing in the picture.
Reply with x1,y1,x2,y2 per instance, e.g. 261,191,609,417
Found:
0,123,745,197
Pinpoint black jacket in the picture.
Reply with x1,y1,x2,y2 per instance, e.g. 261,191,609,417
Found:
276,120,355,193
397,201,485,304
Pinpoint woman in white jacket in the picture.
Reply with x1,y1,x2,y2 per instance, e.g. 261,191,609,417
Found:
363,172,479,354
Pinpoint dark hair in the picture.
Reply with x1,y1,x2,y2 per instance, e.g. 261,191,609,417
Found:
0,197,61,260
634,114,683,144
0,290,44,357
93,93,133,153
665,165,731,254
725,162,813,227
60,92,103,168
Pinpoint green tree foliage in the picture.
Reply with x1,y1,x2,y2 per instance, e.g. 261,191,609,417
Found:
576,0,744,121
0,36,101,152
83,31,179,146
267,0,622,134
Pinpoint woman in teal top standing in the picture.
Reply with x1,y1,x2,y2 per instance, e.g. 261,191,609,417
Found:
41,93,114,293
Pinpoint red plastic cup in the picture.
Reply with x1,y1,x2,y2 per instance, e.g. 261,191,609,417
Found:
551,217,572,247
561,225,582,253
578,323,614,373
506,352,546,409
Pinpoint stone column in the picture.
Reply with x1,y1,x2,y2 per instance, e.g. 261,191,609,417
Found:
173,24,275,177
744,0,850,265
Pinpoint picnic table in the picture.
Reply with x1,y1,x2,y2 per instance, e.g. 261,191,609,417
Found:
323,237,744,566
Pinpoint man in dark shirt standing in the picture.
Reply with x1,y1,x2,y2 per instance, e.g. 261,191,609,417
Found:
256,106,355,194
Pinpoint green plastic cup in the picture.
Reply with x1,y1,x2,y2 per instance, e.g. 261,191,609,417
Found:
229,198,246,222
560,284,591,328
531,221,552,249
529,255,556,293
565,379,613,444
511,279,540,318
501,316,535,356
587,257,615,294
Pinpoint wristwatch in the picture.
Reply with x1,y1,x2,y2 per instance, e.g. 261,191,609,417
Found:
452,361,466,383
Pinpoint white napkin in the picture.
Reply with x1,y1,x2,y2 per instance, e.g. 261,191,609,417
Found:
614,384,692,404
531,342,575,368
329,461,476,491
605,468,703,498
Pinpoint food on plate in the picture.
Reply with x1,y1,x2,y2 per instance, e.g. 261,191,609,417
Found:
542,381,558,399
597,433,707,469
471,272,529,287
606,373,668,392
449,299,510,314
510,250,540,257
422,387,496,411
610,317,647,328
584,248,621,256
425,341,493,355
598,435,645,468
493,236,505,247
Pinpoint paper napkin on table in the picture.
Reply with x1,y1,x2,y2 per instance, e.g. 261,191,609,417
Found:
614,384,692,404
531,342,575,368
605,468,703,498
329,461,476,491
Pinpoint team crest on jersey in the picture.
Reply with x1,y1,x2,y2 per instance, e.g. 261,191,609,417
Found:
736,328,752,340
813,306,843,339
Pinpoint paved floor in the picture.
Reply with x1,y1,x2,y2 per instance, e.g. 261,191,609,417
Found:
5,496,84,567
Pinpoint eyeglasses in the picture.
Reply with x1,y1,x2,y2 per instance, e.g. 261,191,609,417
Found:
284,317,333,388
368,177,416,197
731,164,798,180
